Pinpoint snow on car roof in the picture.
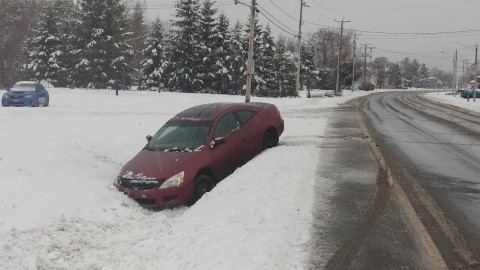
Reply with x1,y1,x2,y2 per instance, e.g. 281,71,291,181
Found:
15,81,37,84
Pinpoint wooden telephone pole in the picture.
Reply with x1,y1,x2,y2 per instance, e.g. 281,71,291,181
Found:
351,33,356,92
245,0,256,102
335,19,350,96
361,43,371,90
296,0,306,97
474,45,478,102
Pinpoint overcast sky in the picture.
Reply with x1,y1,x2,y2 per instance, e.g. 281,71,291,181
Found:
143,0,480,72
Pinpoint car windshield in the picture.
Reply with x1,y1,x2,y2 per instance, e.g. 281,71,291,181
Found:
12,83,35,92
145,120,213,152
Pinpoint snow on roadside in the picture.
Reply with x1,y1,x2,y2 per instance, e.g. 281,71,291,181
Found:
423,91,480,113
0,88,373,269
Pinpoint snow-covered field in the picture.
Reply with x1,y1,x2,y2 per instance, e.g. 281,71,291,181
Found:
424,91,480,113
1,88,475,269
0,88,375,270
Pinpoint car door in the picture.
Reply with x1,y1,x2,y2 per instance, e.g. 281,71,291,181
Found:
233,110,259,166
209,112,241,180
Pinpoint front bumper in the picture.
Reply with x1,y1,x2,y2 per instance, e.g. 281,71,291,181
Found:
116,184,192,208
2,97,35,107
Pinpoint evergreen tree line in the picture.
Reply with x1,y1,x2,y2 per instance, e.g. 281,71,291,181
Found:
14,0,357,96
2,0,448,93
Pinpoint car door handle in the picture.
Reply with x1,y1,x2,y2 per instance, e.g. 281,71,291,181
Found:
241,138,246,142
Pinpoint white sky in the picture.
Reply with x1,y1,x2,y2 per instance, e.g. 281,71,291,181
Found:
142,0,480,73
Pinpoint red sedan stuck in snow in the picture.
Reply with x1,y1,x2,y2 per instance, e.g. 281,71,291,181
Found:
115,102,284,208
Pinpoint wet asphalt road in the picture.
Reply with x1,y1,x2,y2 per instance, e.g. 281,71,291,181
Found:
360,91,480,269
310,91,480,269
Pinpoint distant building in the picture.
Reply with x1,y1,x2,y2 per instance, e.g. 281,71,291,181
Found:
427,77,438,89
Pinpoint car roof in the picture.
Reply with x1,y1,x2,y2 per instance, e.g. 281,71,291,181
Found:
14,81,38,85
173,102,273,121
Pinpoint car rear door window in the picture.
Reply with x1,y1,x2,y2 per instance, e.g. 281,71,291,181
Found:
235,110,256,126
213,113,240,139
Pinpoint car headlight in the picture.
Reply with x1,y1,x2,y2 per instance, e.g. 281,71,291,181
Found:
159,171,184,190
24,95,33,99
114,176,121,185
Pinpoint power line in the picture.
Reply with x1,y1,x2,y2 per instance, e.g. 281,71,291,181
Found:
314,0,478,11
256,3,297,34
264,0,299,22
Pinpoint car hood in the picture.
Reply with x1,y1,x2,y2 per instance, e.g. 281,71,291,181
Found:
120,149,199,180
6,90,35,95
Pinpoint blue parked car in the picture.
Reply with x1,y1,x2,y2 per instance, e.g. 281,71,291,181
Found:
2,81,50,107
460,90,480,99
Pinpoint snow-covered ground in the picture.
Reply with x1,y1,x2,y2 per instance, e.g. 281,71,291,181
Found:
423,91,480,113
0,88,377,270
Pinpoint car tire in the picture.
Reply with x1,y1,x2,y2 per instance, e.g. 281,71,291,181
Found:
192,174,214,203
45,97,49,107
262,128,278,150
32,98,39,107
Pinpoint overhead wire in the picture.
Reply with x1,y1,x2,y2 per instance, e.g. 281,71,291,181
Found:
315,0,478,11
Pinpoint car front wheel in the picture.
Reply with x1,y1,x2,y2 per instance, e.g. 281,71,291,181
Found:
32,98,39,107
262,128,278,149
192,174,214,203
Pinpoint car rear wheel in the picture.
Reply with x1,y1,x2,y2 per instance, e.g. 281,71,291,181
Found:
262,128,278,149
193,174,214,203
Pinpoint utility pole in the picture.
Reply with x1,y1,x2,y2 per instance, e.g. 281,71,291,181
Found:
296,0,306,97
474,45,478,102
453,50,457,95
369,46,374,88
351,33,356,92
361,44,370,90
335,19,350,96
245,0,256,102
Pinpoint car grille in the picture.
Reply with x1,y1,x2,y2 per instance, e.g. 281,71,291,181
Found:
135,198,156,206
120,177,163,190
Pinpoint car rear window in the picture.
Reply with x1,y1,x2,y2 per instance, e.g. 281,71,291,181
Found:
236,110,256,125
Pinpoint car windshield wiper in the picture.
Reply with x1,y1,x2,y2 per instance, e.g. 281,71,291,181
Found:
164,148,184,152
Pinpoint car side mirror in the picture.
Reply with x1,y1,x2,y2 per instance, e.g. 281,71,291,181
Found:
146,135,153,142
6,88,10,91
210,137,226,149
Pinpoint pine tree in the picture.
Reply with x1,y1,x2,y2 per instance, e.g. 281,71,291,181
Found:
127,1,148,85
198,0,218,92
301,43,316,91
229,20,245,95
168,0,203,92
22,1,62,85
419,63,429,88
214,13,231,94
388,62,403,89
58,0,80,87
256,25,276,96
140,18,166,90
275,36,296,97
74,0,131,88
